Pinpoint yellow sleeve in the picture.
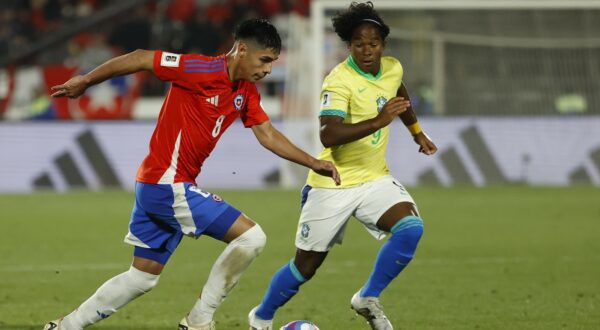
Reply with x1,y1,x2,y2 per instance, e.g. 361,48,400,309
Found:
319,75,351,118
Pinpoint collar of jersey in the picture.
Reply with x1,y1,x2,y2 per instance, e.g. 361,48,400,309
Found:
347,55,382,81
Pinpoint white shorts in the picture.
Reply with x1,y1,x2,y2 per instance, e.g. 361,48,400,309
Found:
295,175,416,252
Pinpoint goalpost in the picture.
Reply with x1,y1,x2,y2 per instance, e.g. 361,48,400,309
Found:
279,0,600,187
310,0,600,119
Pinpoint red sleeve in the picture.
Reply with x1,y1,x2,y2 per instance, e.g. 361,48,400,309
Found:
241,83,270,127
153,50,183,81
153,51,225,84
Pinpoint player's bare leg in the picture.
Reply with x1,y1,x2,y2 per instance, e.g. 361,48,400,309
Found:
292,249,328,280
352,202,423,330
44,256,163,330
376,201,419,232
183,214,266,329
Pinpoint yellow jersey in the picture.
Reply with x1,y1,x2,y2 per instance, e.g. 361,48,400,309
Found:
307,55,403,188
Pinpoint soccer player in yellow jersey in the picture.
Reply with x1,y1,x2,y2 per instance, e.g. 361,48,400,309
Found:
249,2,437,329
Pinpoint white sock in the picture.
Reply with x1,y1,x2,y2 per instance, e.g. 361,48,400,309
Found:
187,224,266,325
60,266,159,330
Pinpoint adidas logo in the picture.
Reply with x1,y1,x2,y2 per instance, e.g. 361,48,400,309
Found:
206,95,219,106
33,130,122,191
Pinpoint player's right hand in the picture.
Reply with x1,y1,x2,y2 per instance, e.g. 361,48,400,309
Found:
50,75,90,98
375,97,410,128
311,159,341,186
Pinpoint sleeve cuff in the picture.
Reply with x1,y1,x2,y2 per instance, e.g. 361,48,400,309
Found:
319,109,347,118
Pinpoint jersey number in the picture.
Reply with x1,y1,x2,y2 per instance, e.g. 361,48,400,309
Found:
212,115,225,137
189,186,211,198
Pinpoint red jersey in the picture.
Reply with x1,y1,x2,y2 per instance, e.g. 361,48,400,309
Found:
136,51,269,184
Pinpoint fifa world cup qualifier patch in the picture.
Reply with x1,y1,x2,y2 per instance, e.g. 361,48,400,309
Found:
321,92,332,108
160,52,180,67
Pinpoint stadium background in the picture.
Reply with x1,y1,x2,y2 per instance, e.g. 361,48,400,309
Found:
0,0,599,329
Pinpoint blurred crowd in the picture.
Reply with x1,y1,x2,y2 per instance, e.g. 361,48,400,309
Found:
1,0,310,66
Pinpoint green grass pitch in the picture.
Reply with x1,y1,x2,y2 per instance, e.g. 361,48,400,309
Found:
1,187,599,329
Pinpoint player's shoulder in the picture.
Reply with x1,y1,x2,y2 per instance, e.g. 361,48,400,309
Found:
323,60,354,88
382,56,402,72
180,53,226,72
156,51,226,71
183,53,224,62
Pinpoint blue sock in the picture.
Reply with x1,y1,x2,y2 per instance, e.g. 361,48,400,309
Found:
256,259,306,320
361,215,424,298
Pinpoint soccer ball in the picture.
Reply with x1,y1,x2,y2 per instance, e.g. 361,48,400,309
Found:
279,320,320,330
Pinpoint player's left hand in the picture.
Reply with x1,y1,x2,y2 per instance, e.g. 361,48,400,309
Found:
311,160,341,186
414,132,437,155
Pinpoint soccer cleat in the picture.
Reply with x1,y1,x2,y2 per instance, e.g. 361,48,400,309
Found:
42,319,61,330
350,291,393,330
178,316,216,330
248,306,273,330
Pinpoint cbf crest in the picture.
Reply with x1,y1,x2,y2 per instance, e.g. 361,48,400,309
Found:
234,94,244,111
300,223,310,239
376,95,387,112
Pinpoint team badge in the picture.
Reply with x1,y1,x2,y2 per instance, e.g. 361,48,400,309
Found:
212,194,223,202
376,96,387,112
300,223,310,238
234,94,244,111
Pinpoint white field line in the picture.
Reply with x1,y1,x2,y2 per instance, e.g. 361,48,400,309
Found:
319,255,599,274
0,263,127,272
415,255,600,265
1,256,597,273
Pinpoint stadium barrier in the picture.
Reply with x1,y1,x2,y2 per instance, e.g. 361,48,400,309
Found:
1,117,599,192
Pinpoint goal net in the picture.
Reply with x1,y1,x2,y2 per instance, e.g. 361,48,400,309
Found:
279,1,600,187
310,0,600,117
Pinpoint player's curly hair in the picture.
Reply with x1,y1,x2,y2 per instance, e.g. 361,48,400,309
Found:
332,1,390,44
234,18,282,52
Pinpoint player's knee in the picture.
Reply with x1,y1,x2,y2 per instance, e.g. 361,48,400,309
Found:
391,216,424,251
236,223,267,256
127,266,160,293
403,220,424,242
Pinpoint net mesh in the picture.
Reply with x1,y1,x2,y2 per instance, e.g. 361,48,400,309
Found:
321,8,600,116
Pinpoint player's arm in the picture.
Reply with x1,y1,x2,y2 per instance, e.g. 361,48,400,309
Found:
396,83,437,155
251,120,341,185
320,96,410,148
51,49,154,98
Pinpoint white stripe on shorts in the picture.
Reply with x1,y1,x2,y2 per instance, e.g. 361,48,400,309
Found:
171,183,197,236
124,231,151,248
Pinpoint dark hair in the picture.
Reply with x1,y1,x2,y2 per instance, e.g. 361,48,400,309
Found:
234,18,282,52
332,1,390,44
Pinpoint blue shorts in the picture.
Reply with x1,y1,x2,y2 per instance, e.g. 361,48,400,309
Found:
124,182,241,264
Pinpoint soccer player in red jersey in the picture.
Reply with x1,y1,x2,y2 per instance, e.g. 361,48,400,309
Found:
43,19,339,330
